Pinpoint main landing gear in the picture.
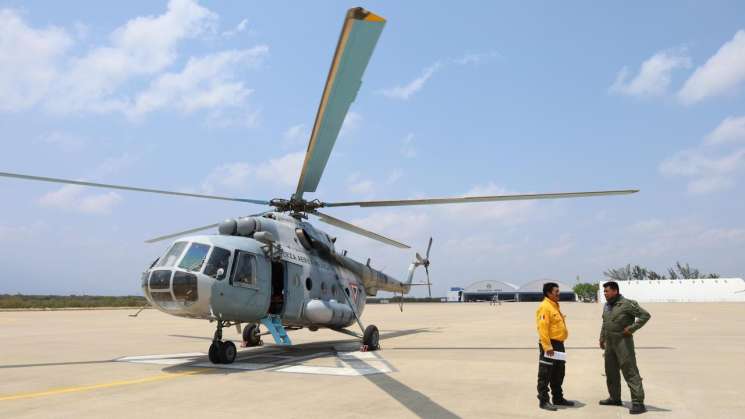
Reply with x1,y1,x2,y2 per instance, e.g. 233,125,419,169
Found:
209,320,237,364
362,324,380,351
242,323,262,347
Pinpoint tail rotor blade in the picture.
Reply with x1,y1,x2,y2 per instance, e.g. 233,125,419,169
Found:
425,266,432,298
426,237,433,259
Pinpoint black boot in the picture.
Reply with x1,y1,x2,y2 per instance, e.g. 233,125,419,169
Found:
598,398,623,406
629,403,647,414
539,401,557,411
553,398,575,406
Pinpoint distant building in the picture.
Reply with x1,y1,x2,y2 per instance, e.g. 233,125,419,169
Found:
459,279,576,302
516,279,575,302
462,280,518,302
598,278,745,303
446,287,464,302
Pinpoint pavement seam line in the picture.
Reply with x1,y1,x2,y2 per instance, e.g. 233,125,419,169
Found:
0,369,205,402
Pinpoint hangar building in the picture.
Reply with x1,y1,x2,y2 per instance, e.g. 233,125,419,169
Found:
516,279,576,302
462,280,518,302
597,278,745,303
460,279,576,302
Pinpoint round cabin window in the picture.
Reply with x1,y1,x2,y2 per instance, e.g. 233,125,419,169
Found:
305,277,313,291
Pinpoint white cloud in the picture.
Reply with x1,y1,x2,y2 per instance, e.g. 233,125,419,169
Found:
254,151,304,187
386,169,403,184
222,18,248,38
1,1,265,122
346,173,375,196
339,111,362,137
705,115,745,145
200,151,304,193
401,133,417,158
611,217,745,260
453,51,499,66
679,30,745,104
126,47,267,118
0,9,73,111
47,0,218,114
440,182,538,224
0,221,46,242
544,234,574,257
659,147,745,194
39,185,123,214
610,48,691,97
38,131,86,152
282,123,308,147
381,62,441,100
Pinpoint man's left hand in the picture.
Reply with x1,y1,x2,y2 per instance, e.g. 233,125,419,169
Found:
623,326,633,336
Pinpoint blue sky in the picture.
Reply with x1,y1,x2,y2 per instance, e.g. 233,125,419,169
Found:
1,1,744,296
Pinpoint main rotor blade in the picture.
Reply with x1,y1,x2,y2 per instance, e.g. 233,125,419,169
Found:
0,171,270,205
145,223,221,244
294,8,386,199
313,210,409,249
145,211,269,244
324,189,639,208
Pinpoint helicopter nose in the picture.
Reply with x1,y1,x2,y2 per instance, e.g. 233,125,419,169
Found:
143,268,208,314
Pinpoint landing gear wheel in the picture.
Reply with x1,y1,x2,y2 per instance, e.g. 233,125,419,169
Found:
243,323,262,347
362,325,380,351
220,341,237,364
208,341,221,364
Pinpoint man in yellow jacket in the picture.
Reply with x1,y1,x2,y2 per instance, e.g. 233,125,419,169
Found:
536,282,574,411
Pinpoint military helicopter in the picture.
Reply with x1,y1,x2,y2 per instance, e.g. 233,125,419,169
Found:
0,7,637,364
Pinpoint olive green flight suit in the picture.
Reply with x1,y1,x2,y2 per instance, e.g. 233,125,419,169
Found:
600,295,651,404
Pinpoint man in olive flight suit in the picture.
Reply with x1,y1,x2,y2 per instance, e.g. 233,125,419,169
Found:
599,281,651,415
536,282,574,411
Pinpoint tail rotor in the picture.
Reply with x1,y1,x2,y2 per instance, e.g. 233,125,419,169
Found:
415,237,433,298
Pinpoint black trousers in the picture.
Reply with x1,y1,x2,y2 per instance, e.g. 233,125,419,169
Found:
537,339,566,403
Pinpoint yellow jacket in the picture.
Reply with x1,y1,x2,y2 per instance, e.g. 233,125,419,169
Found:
536,297,568,351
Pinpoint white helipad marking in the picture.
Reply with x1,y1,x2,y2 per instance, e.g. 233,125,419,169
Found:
276,365,388,376
115,350,393,376
116,353,204,366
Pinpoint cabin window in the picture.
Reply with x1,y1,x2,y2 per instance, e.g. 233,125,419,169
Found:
179,243,211,272
173,271,198,303
204,247,231,280
157,241,188,267
306,277,313,291
149,270,172,290
232,252,256,287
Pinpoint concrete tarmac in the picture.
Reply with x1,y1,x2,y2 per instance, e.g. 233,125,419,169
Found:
1,302,743,418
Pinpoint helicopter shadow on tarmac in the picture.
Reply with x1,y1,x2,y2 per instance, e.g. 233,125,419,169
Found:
157,327,460,418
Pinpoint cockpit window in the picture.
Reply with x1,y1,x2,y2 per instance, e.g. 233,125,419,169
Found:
157,242,187,267
232,252,256,287
179,243,211,272
204,247,231,280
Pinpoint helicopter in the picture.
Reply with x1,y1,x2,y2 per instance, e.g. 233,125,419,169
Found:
0,7,638,364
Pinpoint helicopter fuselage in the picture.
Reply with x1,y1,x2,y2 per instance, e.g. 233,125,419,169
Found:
141,212,411,329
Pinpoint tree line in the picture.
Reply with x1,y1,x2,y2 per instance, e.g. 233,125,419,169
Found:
603,262,719,282
0,294,147,309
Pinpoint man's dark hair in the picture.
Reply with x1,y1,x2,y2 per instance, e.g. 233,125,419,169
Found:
602,281,620,291
543,282,559,297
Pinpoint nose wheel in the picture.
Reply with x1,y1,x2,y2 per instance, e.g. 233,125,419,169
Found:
209,320,237,364
209,341,236,364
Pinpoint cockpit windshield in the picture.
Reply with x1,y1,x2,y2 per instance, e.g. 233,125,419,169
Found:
178,243,211,272
156,241,188,268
